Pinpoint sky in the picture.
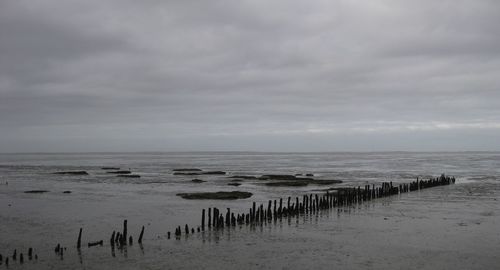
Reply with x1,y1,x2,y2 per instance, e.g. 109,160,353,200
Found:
1,0,499,152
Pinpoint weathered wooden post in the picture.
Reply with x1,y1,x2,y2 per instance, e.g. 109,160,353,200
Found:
305,195,308,212
296,197,299,214
273,200,277,218
115,232,121,244
123,220,128,245
309,194,313,211
138,226,145,243
208,208,212,228
110,231,116,246
315,194,319,211
260,204,264,223
213,208,218,228
77,228,83,248
279,198,283,217
302,195,306,212
287,197,291,213
267,200,272,220
201,209,206,231
252,202,256,222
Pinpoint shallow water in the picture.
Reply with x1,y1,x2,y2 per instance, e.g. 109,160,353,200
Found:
0,152,499,269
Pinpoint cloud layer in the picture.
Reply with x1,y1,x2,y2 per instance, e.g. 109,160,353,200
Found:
1,0,499,151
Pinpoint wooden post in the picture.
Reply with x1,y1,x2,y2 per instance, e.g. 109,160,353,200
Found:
279,198,283,217
305,195,308,212
287,197,291,213
296,197,299,214
110,231,115,246
213,208,217,228
273,200,277,218
302,195,306,212
208,208,212,228
138,226,145,243
202,209,206,231
315,194,319,210
260,204,264,223
309,194,313,211
77,228,82,248
123,220,128,245
252,202,256,222
115,232,121,244
267,200,272,220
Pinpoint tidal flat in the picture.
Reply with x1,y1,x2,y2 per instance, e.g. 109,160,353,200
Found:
0,152,499,269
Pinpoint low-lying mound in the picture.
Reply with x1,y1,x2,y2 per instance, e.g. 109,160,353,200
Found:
312,180,343,185
259,174,299,180
101,167,120,170
117,174,141,178
174,171,227,176
227,182,241,186
54,171,88,175
295,173,314,177
201,171,226,175
177,191,252,200
24,190,49,193
106,170,132,174
191,179,206,183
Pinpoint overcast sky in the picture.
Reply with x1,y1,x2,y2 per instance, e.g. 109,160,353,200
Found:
1,0,499,152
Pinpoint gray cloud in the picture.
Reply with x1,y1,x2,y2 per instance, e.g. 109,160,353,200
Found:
1,0,500,152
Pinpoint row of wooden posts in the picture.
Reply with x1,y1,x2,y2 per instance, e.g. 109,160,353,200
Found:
0,247,37,267
0,175,455,266
181,174,455,234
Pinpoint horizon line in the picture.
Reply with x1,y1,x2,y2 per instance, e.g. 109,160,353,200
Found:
1,150,499,155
